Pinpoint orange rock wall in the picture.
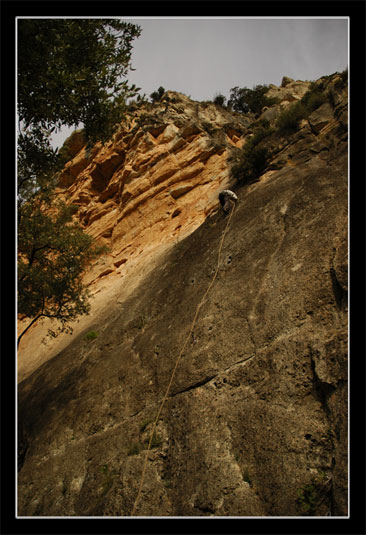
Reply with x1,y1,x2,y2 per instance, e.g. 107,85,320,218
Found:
18,91,248,379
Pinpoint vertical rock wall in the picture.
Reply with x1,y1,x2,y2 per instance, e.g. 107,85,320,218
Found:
18,75,348,517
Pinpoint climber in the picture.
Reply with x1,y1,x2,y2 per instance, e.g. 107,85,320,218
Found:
219,189,238,215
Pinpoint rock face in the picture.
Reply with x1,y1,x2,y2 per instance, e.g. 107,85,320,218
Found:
17,74,348,517
17,90,250,382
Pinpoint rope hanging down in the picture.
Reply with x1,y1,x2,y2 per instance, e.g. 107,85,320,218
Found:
130,203,236,516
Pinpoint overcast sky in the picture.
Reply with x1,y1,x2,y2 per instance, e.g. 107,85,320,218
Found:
51,17,348,148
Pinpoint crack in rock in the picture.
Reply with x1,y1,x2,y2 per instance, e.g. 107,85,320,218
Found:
169,355,256,398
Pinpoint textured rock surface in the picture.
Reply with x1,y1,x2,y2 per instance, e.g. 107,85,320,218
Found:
17,90,250,382
17,75,348,517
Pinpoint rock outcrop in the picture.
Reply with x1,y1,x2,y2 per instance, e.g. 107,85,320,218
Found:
17,73,348,517
17,90,251,381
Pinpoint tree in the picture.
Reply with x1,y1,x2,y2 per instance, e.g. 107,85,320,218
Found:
213,93,227,107
230,142,269,185
150,86,165,103
230,125,273,185
17,200,106,347
17,19,141,344
18,19,141,141
227,84,278,115
17,19,142,202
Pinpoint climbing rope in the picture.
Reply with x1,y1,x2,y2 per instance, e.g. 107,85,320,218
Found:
130,202,236,516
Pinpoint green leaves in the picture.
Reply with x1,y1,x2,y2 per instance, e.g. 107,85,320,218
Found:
17,19,141,343
276,101,307,133
230,122,274,185
149,86,165,103
18,19,141,141
276,82,329,133
18,198,107,345
227,85,279,115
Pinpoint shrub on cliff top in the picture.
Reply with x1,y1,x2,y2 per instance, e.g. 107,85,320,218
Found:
150,86,165,103
213,93,227,107
227,84,279,115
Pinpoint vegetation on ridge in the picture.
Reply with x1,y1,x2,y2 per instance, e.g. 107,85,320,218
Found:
150,86,166,103
230,72,347,184
227,84,279,114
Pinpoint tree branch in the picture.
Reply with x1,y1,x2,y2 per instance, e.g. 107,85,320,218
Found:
17,314,44,348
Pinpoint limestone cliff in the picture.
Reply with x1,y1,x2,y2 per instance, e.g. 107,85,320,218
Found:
17,74,348,517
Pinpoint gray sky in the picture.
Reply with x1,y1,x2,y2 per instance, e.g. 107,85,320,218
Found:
51,17,348,149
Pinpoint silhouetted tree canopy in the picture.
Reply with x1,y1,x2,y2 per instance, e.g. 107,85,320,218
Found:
227,84,279,115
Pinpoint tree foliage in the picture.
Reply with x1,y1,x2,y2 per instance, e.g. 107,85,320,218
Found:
213,93,227,107
276,101,307,133
276,82,329,133
231,141,269,185
227,84,279,115
17,19,141,344
230,123,274,185
149,86,165,103
18,199,106,346
17,19,141,202
17,126,60,210
18,19,141,142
